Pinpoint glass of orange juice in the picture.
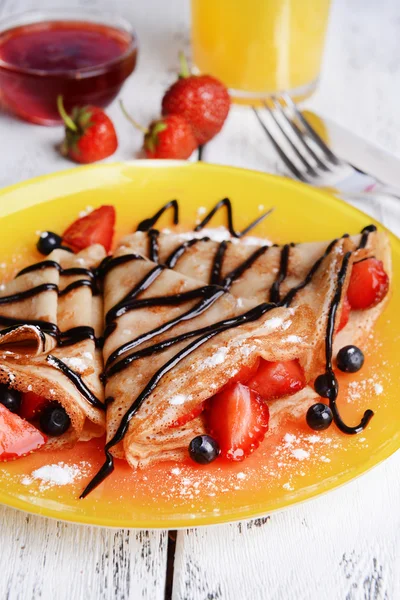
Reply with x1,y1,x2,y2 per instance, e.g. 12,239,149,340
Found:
191,0,331,102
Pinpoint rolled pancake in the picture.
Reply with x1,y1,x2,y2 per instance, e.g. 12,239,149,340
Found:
334,231,392,351
0,245,106,448
118,227,392,427
118,228,391,347
117,231,351,378
0,259,59,355
103,249,316,468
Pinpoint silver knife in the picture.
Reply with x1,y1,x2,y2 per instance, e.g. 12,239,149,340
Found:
303,111,400,200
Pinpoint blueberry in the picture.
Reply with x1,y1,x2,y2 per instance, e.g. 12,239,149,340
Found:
314,371,338,400
36,231,63,256
189,435,220,464
39,402,71,436
306,403,333,431
0,384,22,414
336,345,364,373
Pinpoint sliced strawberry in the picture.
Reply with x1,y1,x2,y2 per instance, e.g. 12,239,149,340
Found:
223,357,261,389
247,359,306,401
337,295,351,332
347,258,389,310
170,402,205,428
20,392,48,421
206,383,269,461
62,205,115,253
0,404,47,460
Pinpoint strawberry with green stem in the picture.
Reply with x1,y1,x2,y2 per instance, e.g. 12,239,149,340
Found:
120,100,198,159
58,96,118,164
162,53,231,146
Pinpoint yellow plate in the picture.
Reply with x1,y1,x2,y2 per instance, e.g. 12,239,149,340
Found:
0,161,398,528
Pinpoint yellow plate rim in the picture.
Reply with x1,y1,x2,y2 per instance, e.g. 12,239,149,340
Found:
0,160,399,529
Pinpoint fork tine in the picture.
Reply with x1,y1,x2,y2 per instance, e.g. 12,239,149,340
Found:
282,93,341,165
271,98,331,172
252,107,307,182
263,101,318,176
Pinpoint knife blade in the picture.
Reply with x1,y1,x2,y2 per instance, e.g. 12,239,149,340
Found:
302,111,400,193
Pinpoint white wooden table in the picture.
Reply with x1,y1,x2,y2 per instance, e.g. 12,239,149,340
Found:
0,0,399,598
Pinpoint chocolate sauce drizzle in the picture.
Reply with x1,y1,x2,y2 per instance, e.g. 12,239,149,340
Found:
0,199,380,496
59,326,97,347
165,238,210,269
136,198,273,240
221,245,269,291
194,198,273,238
136,200,179,232
58,280,94,297
80,301,275,498
105,264,165,327
269,244,293,304
0,283,58,304
16,260,60,277
46,355,104,411
358,224,377,250
96,253,145,279
210,241,229,285
16,261,93,280
104,285,225,372
79,205,380,497
148,229,160,263
318,253,374,433
0,316,59,337
0,261,98,344
0,259,103,408
280,239,338,307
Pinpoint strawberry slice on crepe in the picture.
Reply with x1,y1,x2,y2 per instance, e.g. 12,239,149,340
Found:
206,383,270,461
0,404,46,460
63,205,115,253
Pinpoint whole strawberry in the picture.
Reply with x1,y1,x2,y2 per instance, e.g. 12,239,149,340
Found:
58,96,118,164
120,101,197,159
162,53,230,145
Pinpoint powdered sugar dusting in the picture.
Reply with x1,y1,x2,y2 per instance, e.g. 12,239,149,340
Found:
62,357,87,373
347,375,384,403
169,394,187,406
163,226,272,246
21,462,90,491
291,448,310,461
47,356,58,368
200,347,228,369
78,206,94,218
260,316,289,334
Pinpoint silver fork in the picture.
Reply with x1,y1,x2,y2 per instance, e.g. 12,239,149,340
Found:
253,94,400,200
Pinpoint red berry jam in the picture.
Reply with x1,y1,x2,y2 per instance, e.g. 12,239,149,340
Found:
0,18,138,125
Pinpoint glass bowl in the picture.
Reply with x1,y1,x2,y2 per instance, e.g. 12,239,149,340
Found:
0,8,138,125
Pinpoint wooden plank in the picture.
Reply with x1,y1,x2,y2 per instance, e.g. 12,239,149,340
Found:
173,0,400,593
0,3,170,599
0,505,168,600
172,452,400,600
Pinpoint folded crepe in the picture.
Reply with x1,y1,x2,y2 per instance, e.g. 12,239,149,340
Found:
101,247,317,469
0,245,106,448
118,227,391,346
117,226,391,430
